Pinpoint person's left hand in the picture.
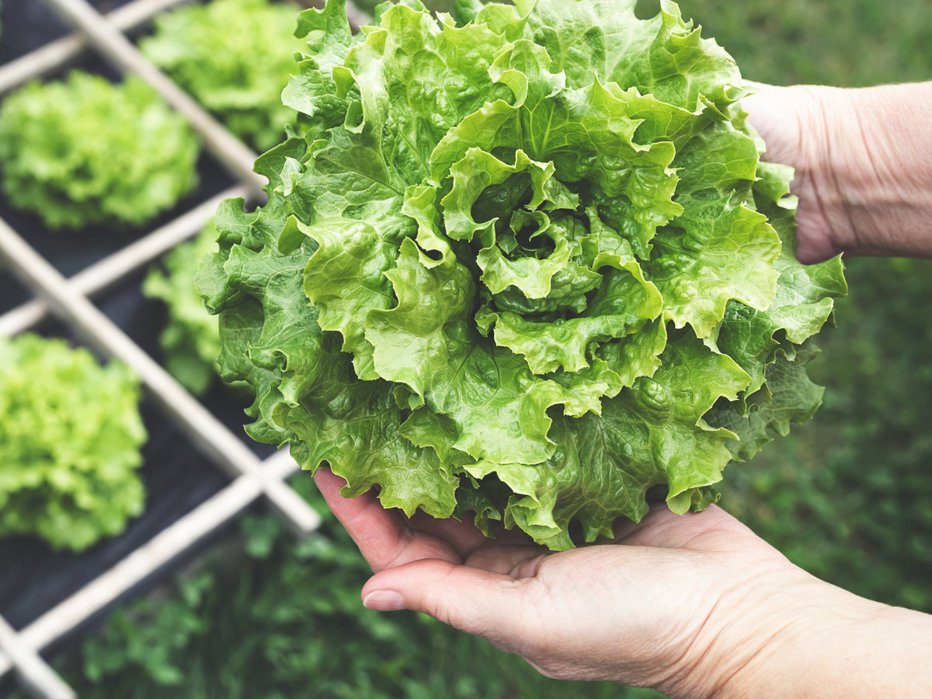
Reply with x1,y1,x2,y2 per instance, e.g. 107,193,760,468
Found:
313,468,871,697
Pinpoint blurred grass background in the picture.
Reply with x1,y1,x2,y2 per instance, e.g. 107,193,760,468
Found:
19,0,931,697
672,0,931,86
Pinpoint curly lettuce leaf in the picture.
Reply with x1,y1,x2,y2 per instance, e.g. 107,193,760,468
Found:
200,0,845,549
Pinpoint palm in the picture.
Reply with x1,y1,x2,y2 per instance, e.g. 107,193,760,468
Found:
314,468,793,688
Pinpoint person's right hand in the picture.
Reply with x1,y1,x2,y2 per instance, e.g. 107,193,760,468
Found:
314,468,932,698
743,82,932,262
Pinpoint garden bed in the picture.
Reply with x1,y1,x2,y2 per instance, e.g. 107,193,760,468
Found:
0,2,321,696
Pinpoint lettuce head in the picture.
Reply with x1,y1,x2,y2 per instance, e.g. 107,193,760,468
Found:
0,335,147,551
140,0,306,151
0,72,199,231
199,0,847,549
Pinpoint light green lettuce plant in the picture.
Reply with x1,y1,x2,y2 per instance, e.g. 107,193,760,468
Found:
0,335,147,551
140,0,305,151
0,72,199,230
144,223,222,395
199,0,847,549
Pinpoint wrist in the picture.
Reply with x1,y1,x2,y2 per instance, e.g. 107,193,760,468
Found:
803,83,932,259
643,556,821,698
709,577,876,698
745,82,932,261
653,555,870,698
694,575,932,698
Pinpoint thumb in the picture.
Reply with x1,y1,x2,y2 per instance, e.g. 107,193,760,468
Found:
361,559,530,642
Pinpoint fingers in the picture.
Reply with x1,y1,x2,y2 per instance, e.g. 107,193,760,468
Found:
314,466,387,526
465,544,546,578
407,511,488,557
361,558,531,646
314,468,458,571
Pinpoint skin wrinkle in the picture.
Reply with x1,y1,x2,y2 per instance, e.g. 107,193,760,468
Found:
749,83,932,261
706,582,779,696
641,565,714,691
785,117,825,260
709,618,801,699
822,90,874,256
700,559,878,698
847,87,932,257
810,89,856,259
665,561,779,697
508,552,548,579
657,589,727,696
850,99,885,207
669,517,737,551
511,575,567,675
848,105,890,254
472,575,541,656
431,565,468,628
464,543,539,574
375,519,418,571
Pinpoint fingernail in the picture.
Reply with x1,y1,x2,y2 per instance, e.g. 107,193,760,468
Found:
363,590,406,612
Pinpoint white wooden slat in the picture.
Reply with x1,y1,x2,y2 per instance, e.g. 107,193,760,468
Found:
0,616,75,699
0,0,195,95
0,452,306,681
0,186,245,338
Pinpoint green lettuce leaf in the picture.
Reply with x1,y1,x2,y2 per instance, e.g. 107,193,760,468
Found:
200,0,845,549
144,223,223,395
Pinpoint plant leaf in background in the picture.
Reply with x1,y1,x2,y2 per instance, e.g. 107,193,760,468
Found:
0,335,147,551
0,72,199,230
144,223,222,395
140,0,307,151
200,0,846,549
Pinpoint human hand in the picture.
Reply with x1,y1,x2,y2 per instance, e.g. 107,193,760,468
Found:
743,82,932,262
314,468,932,697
